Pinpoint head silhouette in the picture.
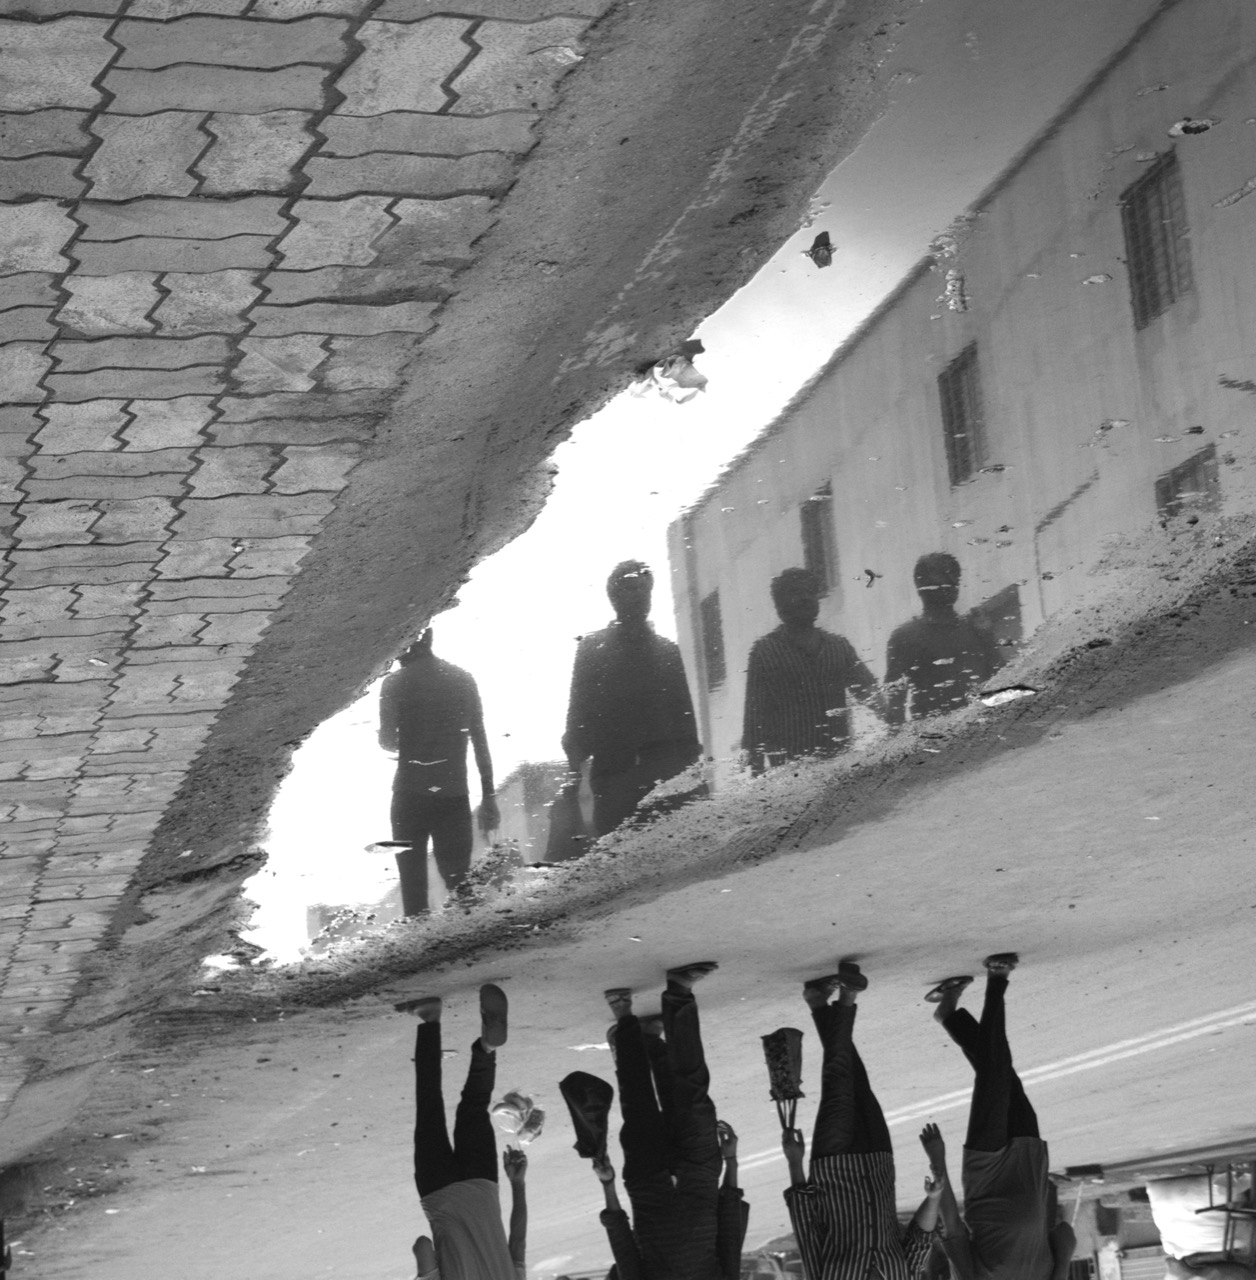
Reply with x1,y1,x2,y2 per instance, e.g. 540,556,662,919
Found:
913,553,961,612
398,628,434,665
607,561,653,625
770,567,821,628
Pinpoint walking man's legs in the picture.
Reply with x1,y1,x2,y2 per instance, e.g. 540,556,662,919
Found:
606,993,670,1185
429,796,474,899
935,955,1038,1152
391,784,434,916
451,983,508,1179
806,963,891,1159
408,1000,458,1199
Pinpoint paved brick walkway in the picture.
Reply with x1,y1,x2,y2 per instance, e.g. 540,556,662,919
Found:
0,0,606,1150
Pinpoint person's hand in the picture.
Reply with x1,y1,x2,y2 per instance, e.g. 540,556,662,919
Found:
781,1127,806,1163
924,1172,944,1198
412,1235,437,1275
477,796,501,837
920,1122,946,1172
716,1119,738,1160
592,1154,616,1184
503,1147,527,1184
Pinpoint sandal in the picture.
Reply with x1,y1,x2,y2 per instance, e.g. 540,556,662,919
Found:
924,975,973,1003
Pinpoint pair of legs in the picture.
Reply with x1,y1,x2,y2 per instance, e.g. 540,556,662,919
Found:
803,963,892,1158
407,986,508,1198
390,785,473,915
934,959,1039,1151
608,965,723,1271
590,741,703,836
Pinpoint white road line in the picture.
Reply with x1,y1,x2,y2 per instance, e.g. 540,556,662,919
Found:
734,1001,1256,1165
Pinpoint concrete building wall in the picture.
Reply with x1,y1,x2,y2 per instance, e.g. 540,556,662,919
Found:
670,0,1256,776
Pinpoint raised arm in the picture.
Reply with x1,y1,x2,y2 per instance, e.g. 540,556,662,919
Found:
504,1149,527,1269
593,1155,644,1280
920,1124,974,1280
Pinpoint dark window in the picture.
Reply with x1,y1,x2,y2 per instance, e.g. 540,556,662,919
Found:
699,589,726,689
800,483,836,593
1120,151,1194,330
938,343,985,485
1155,444,1219,518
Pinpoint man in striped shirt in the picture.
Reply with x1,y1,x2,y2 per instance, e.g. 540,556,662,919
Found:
742,569,880,774
924,955,1076,1280
781,962,943,1280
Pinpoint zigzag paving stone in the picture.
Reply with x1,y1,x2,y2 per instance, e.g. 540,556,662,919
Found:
0,0,645,1170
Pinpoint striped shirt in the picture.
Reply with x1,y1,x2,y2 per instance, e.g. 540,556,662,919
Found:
742,627,876,771
784,1153,935,1280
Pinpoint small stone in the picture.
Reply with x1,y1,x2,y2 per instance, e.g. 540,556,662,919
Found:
302,151,513,198
0,345,52,403
334,18,471,115
0,201,76,273
72,237,276,275
276,195,393,268
75,195,287,242
57,273,161,336
270,443,360,492
196,112,315,195
112,16,348,68
122,397,215,449
450,18,588,114
45,366,224,401
319,110,536,157
233,335,329,393
0,16,114,111
49,334,230,371
246,299,436,336
102,64,328,114
153,270,262,335
83,112,206,200
0,155,85,200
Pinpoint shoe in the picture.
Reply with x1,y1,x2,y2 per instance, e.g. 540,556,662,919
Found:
395,996,442,1019
480,984,508,1049
924,976,974,1003
983,953,1019,974
837,960,868,992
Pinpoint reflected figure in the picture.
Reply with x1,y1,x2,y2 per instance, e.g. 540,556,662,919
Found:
562,562,702,837
402,985,527,1280
925,956,1075,1280
780,961,943,1280
885,554,998,724
560,963,748,1280
742,568,879,773
379,629,499,915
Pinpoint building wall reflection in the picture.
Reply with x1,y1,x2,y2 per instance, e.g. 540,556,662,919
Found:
668,0,1256,779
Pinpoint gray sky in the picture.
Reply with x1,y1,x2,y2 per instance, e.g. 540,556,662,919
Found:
250,0,1166,957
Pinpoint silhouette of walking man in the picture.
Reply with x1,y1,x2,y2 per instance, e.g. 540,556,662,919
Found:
379,629,499,915
885,554,998,724
780,960,943,1280
742,568,879,773
562,561,702,837
402,984,528,1280
922,956,1075,1280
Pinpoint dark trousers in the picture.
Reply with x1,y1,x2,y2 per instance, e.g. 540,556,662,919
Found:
412,1022,498,1199
615,984,722,1276
590,741,702,837
809,1001,892,1158
391,787,473,914
942,973,1039,1152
